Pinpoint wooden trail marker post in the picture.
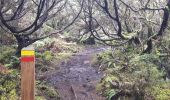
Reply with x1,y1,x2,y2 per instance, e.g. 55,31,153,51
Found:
21,46,35,100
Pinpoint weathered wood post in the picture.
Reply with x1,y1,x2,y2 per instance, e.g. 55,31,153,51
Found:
21,46,35,100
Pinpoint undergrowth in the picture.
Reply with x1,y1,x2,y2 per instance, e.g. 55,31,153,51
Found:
95,36,170,100
0,37,82,99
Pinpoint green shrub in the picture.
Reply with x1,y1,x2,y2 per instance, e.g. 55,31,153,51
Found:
35,96,46,100
0,70,19,100
36,51,53,62
5,56,19,68
0,46,15,64
37,83,60,99
96,74,119,100
95,43,169,99
146,82,170,100
42,51,53,61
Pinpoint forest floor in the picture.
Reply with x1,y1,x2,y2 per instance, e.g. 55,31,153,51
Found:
45,46,107,100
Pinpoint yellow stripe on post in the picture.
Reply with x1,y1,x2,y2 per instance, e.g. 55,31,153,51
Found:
21,50,35,56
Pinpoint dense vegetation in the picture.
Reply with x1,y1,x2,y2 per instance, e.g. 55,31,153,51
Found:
0,0,170,100
94,35,170,99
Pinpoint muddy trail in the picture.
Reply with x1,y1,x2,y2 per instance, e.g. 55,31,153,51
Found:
46,46,108,100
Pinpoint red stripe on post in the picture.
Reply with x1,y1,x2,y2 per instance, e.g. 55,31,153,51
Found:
21,57,35,62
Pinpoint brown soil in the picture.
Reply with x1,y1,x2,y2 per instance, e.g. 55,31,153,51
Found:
45,46,107,100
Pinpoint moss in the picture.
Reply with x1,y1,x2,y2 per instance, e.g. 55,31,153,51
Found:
43,24,54,34
55,53,72,61
123,32,137,39
148,82,170,100
35,96,46,100
42,51,53,61
36,52,43,58
37,84,60,99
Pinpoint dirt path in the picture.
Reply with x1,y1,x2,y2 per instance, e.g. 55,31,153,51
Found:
46,46,107,100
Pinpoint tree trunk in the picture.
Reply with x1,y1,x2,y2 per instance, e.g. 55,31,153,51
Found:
15,45,23,57
143,39,152,54
14,35,26,57
143,26,153,54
